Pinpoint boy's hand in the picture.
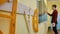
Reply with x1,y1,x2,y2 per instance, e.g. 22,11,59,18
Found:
52,23,55,27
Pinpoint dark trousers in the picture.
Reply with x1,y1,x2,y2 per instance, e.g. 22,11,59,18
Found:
52,23,58,34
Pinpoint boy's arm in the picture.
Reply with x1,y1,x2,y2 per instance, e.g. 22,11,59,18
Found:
45,11,53,16
47,13,53,16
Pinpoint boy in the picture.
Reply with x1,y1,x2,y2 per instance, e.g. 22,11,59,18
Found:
47,5,58,34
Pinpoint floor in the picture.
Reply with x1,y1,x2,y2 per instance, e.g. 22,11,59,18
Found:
48,30,60,34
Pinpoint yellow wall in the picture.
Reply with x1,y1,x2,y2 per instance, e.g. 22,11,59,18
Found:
15,14,28,34
47,1,60,26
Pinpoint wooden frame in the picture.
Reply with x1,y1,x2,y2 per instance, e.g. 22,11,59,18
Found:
0,0,17,34
9,0,17,34
0,0,9,5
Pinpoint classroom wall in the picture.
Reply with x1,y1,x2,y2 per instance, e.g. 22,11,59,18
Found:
15,14,28,34
15,0,48,34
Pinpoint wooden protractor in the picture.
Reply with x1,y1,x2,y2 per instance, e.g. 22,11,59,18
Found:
32,8,38,33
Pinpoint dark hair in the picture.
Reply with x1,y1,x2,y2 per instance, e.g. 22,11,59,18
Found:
52,4,57,8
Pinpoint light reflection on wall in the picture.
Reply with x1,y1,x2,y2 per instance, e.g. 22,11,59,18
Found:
39,14,47,23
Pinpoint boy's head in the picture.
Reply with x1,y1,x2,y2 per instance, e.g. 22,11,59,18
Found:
52,4,57,10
